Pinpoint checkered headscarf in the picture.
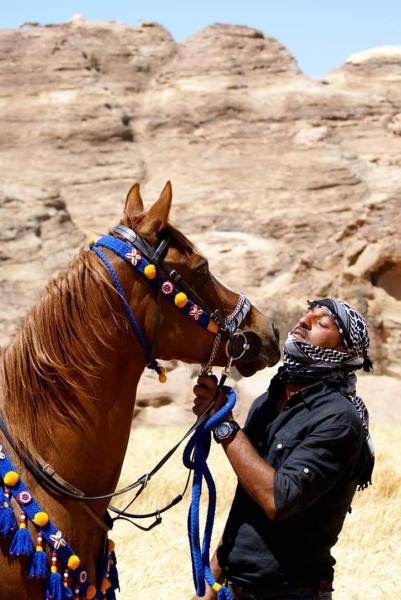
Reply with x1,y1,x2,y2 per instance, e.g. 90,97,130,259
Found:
280,298,374,489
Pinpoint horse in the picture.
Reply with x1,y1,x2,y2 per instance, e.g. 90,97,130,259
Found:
0,181,280,600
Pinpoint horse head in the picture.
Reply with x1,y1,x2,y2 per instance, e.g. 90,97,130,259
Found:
115,180,281,376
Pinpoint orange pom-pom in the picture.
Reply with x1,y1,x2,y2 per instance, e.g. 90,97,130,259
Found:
158,366,167,384
67,554,80,570
86,584,97,599
4,471,19,487
207,320,219,334
144,264,157,279
33,512,49,526
101,577,111,592
108,539,115,552
174,292,188,308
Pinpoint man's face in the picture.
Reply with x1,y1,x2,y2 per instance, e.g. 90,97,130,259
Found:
291,306,348,352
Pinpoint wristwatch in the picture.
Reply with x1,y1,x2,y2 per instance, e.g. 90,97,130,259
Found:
213,421,240,443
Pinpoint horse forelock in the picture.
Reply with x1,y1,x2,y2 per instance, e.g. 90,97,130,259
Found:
123,210,200,258
0,247,130,453
166,223,201,257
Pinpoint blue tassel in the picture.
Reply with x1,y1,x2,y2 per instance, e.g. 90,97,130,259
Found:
109,550,120,591
0,500,18,537
63,585,73,599
46,570,63,600
106,588,117,600
28,547,49,580
9,523,35,557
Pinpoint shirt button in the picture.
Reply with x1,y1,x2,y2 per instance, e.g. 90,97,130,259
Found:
225,566,230,572
277,443,283,449
304,467,309,473
258,442,263,447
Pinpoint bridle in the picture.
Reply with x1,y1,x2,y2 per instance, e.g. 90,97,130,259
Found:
0,223,263,531
92,224,257,373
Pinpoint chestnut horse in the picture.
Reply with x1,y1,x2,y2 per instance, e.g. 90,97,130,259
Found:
0,181,280,599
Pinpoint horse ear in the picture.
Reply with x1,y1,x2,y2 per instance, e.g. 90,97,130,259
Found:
124,183,144,215
140,181,173,237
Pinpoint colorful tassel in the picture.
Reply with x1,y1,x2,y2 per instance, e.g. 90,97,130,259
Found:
108,545,119,591
0,488,18,537
106,588,117,600
9,511,34,557
46,552,63,600
28,533,49,580
62,568,73,599
63,587,73,599
147,359,167,382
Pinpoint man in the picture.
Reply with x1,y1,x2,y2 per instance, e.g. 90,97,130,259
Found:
192,298,374,600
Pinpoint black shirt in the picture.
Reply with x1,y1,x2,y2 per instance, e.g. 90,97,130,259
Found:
217,376,368,590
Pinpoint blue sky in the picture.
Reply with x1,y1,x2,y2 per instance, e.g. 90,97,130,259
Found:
2,1,400,78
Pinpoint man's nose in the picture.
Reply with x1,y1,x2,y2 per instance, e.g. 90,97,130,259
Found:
298,313,311,329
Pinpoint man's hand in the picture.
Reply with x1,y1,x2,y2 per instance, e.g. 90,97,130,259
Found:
192,374,233,423
191,591,217,600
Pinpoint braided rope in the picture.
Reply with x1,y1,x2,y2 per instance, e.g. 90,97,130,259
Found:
183,381,236,599
92,246,165,379
92,247,149,353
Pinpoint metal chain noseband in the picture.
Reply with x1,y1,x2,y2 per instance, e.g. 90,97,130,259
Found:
225,293,246,325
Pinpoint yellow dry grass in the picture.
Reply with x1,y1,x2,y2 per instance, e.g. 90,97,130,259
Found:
112,424,401,600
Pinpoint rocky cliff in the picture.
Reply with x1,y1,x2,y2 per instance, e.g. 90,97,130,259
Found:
1,18,400,383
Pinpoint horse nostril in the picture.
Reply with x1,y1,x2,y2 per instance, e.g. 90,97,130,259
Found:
273,325,280,344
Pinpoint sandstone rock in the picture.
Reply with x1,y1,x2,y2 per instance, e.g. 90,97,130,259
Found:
0,19,400,389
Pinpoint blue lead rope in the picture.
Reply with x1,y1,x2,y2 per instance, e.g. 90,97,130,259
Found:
183,382,236,600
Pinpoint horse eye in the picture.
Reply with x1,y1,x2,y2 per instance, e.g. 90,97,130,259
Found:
196,264,209,278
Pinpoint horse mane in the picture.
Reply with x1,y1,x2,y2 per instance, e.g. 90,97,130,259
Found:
0,246,129,453
0,218,202,454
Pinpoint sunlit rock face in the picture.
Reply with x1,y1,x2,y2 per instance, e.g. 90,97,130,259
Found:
0,19,400,380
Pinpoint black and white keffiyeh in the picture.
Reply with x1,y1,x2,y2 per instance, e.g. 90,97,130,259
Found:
278,298,375,490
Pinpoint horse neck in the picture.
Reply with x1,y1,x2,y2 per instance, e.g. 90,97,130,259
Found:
0,249,152,505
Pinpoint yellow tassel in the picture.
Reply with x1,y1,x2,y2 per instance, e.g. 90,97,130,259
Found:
207,320,219,334
67,555,80,570
158,366,167,383
174,292,188,308
33,512,49,526
144,264,157,279
4,471,19,487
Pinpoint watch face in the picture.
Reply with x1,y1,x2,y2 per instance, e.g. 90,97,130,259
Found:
216,423,231,438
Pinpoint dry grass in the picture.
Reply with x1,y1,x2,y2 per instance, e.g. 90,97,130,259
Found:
111,424,401,599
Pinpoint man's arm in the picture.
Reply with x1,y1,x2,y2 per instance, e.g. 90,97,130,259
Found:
193,375,277,519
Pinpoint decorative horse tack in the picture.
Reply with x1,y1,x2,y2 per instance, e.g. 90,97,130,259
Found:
0,181,280,600
91,228,257,378
0,443,118,600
